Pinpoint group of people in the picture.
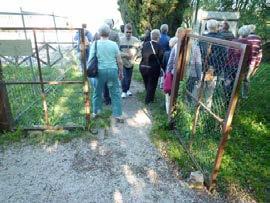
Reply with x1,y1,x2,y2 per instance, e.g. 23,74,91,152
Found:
162,20,262,112
74,20,141,122
194,20,262,109
74,18,262,121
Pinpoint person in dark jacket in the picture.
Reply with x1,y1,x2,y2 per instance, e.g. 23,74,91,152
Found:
201,20,225,76
159,24,170,52
219,21,234,41
140,29,164,104
200,19,225,109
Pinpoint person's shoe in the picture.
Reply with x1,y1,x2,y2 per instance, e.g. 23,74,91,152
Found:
92,113,98,119
115,116,124,123
121,92,127,98
127,90,132,96
91,110,101,118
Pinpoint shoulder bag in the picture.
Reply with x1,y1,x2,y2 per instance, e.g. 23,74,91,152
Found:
87,40,98,78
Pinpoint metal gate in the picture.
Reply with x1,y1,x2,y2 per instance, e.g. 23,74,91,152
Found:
169,29,251,188
0,27,90,131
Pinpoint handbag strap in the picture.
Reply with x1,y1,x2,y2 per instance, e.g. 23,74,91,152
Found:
94,40,98,56
150,41,156,55
150,41,161,66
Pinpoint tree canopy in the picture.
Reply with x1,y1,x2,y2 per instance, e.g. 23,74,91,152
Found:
117,0,189,36
117,0,269,41
199,0,269,41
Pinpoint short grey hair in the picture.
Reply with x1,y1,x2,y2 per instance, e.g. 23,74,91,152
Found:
98,24,111,37
104,19,113,29
207,19,218,32
238,26,250,38
151,29,161,41
247,24,256,33
160,24,168,34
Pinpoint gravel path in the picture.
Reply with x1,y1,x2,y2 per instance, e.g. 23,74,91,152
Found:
0,81,219,202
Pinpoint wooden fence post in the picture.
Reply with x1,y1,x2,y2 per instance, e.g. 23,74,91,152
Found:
0,59,13,131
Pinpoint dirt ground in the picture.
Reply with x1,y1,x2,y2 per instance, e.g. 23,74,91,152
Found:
0,81,220,202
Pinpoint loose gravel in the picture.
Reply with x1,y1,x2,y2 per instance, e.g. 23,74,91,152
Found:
0,81,220,202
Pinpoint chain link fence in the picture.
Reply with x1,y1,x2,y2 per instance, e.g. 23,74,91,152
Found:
0,28,90,129
170,31,250,187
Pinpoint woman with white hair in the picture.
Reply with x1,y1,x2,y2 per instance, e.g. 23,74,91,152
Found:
164,28,186,114
89,24,124,122
139,29,164,104
162,27,185,70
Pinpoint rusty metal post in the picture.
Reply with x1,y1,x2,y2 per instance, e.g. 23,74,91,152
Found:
33,30,49,126
79,28,91,129
0,59,13,131
209,44,251,189
168,29,191,121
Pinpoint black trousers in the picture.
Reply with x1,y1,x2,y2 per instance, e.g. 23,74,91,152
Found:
103,82,111,105
121,66,133,93
140,65,160,104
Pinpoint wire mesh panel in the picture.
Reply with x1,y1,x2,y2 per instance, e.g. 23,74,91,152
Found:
45,83,86,127
172,34,248,185
0,28,88,129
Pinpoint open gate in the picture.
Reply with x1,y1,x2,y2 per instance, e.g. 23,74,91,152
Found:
0,27,90,131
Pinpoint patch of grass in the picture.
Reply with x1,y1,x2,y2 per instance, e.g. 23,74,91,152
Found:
0,128,96,147
0,106,112,147
217,63,270,202
27,129,95,146
1,63,112,146
132,64,143,82
0,129,25,145
2,64,86,127
141,63,270,202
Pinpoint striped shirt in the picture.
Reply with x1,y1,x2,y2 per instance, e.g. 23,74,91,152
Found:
119,36,141,68
246,34,262,68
